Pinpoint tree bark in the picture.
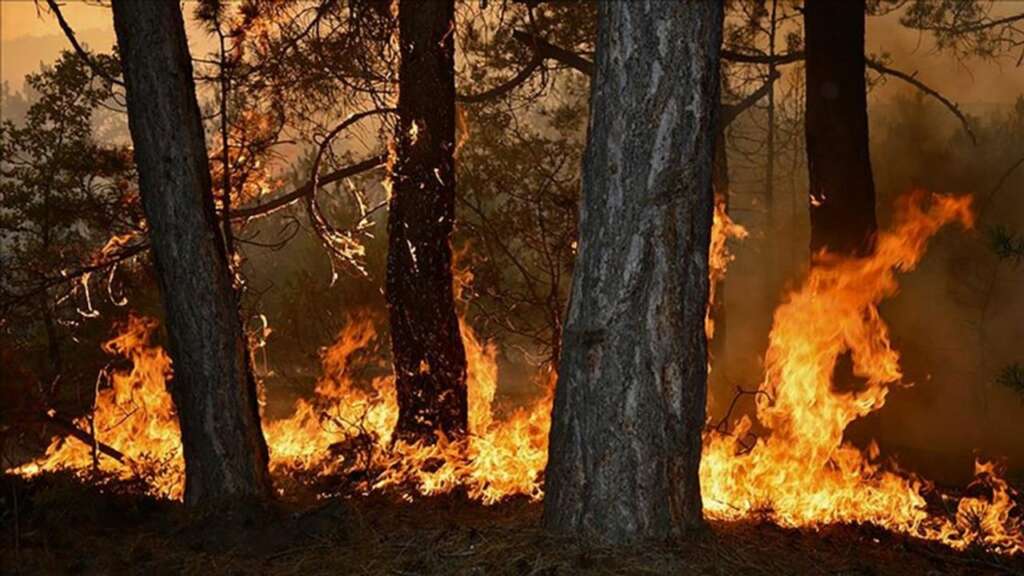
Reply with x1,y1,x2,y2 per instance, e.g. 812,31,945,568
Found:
543,1,723,543
111,0,273,506
387,0,468,442
710,126,729,361
804,0,877,257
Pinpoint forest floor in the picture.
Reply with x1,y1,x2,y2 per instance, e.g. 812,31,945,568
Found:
1,472,1022,576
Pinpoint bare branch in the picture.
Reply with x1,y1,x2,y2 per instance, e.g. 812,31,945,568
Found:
865,59,978,144
230,154,387,220
511,30,594,76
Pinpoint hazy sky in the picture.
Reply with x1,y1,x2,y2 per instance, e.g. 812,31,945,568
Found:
1,0,215,93
1,1,1022,104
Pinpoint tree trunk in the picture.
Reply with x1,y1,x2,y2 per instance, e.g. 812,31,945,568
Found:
804,0,877,257
710,126,729,361
111,0,273,506
387,0,468,443
543,1,723,543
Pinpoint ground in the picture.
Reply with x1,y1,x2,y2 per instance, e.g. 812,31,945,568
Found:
1,473,1022,575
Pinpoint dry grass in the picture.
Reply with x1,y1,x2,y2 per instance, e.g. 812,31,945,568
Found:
2,472,1022,576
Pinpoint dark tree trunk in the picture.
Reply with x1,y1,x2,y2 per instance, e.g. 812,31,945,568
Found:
804,0,877,257
710,126,729,360
543,2,723,543
387,0,468,443
111,0,273,506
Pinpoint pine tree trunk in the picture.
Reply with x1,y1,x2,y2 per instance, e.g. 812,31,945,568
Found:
710,127,729,361
387,0,468,443
804,0,877,257
111,0,273,506
543,1,723,543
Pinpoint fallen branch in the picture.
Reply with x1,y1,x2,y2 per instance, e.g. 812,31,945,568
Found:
41,411,128,465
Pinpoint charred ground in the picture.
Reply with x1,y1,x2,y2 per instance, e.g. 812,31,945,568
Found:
2,472,1023,576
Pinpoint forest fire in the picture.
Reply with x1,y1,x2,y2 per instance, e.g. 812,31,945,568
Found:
11,193,1021,554
5,0,1024,572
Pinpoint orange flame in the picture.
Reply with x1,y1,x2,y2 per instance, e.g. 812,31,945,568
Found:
12,316,184,500
702,192,1021,554
9,191,1022,555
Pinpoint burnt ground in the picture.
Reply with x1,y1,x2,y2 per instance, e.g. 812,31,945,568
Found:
1,473,1022,576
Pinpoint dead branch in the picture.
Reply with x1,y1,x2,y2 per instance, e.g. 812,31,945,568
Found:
230,154,387,219
511,30,594,77
721,69,782,128
41,411,128,465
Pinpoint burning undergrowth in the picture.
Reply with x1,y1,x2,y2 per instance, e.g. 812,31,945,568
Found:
6,192,1024,556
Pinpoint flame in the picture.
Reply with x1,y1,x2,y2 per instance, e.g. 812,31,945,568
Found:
701,192,1021,554
12,316,184,500
264,313,552,504
707,195,748,341
8,191,1022,555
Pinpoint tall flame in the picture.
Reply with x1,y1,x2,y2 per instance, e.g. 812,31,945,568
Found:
9,191,1022,555
702,192,1021,554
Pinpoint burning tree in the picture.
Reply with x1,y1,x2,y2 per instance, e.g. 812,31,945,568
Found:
111,0,272,505
386,0,469,443
543,2,723,542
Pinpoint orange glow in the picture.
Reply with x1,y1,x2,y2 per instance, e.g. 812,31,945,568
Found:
8,191,1022,555
11,316,184,500
701,192,1021,555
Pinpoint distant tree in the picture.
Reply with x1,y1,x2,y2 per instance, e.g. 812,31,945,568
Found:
387,0,468,442
544,1,723,542
0,52,136,400
804,0,877,257
111,0,273,505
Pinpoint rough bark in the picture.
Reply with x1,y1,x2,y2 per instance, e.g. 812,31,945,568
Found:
111,0,273,506
710,127,729,361
386,0,468,442
543,1,723,543
804,0,877,257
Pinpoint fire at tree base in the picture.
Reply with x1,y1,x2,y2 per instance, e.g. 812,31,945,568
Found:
8,192,1023,556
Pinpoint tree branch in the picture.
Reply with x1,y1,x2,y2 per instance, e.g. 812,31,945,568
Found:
721,70,781,128
457,54,544,103
511,30,594,76
721,48,805,65
230,154,387,220
865,59,977,144
45,0,125,87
